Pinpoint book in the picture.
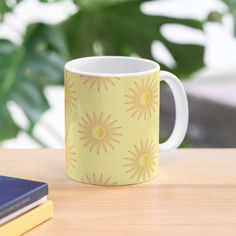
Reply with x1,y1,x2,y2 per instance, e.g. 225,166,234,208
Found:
0,200,53,236
0,196,47,225
0,175,48,221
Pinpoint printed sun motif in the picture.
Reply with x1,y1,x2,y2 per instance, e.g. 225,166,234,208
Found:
65,71,77,112
65,133,77,174
82,75,120,92
125,75,158,119
123,139,157,182
81,173,118,185
78,111,122,154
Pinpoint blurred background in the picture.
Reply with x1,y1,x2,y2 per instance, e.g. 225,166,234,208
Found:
0,0,235,148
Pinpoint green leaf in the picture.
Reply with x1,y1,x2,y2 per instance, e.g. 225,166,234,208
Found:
0,24,68,141
75,0,133,10
62,11,96,57
0,40,18,92
164,41,204,78
39,0,61,2
0,1,11,16
0,105,19,141
11,81,50,124
62,0,204,77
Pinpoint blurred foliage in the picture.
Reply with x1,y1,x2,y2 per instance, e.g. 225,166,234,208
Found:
0,0,21,17
0,24,68,144
0,0,207,145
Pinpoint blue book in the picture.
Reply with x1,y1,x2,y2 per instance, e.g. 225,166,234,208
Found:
0,176,48,220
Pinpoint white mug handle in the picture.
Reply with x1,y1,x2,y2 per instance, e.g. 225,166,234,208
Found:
159,71,189,154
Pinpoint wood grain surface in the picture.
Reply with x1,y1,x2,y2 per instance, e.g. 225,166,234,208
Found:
0,149,236,236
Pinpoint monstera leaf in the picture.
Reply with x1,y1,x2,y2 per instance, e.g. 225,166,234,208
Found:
63,0,204,78
0,24,68,143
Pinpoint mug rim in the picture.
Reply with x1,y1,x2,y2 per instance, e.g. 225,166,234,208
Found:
64,56,160,77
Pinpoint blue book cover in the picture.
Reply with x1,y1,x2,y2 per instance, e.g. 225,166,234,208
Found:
0,176,48,219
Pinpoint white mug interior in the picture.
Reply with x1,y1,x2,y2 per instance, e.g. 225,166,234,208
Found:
64,56,160,77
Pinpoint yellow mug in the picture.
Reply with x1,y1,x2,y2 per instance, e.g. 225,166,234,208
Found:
64,56,188,185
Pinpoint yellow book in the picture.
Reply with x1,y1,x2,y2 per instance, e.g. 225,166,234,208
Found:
0,200,53,236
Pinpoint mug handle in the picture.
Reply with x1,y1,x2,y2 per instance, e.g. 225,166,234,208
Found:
159,71,189,154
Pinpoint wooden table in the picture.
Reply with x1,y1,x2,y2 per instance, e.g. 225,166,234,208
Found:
1,149,236,236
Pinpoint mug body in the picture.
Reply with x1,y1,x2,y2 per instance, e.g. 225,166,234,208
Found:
64,56,160,185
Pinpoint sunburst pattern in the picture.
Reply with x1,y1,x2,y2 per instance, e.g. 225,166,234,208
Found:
65,132,77,174
81,173,118,185
125,75,158,119
65,71,77,112
78,111,122,154
123,139,157,182
82,75,120,92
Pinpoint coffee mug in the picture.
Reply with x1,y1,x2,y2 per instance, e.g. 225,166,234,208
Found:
64,56,188,185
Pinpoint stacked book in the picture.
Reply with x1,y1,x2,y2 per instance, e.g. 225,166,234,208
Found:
0,176,53,235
